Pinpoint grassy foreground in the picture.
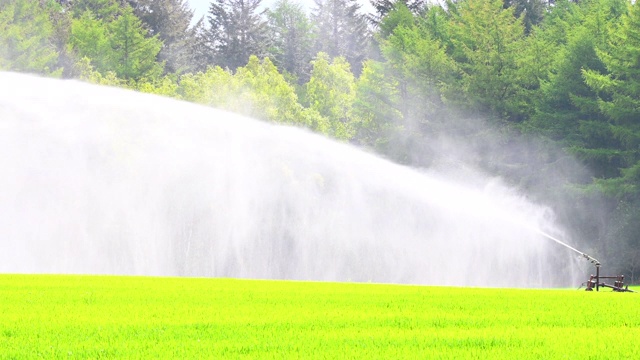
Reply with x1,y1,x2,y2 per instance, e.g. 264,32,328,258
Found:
0,275,638,359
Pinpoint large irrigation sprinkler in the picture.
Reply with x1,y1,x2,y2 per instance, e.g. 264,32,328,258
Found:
536,230,634,292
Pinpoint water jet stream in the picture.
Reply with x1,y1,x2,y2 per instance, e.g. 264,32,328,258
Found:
534,230,599,265
0,73,579,287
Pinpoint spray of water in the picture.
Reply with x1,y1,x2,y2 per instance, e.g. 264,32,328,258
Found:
0,73,580,286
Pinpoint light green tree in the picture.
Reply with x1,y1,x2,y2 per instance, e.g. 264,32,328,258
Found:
0,0,60,75
178,56,330,135
70,10,112,73
108,6,163,80
70,5,163,81
352,59,402,150
236,56,306,124
178,65,241,108
306,53,356,140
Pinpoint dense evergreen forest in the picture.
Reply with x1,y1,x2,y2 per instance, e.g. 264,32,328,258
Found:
2,0,640,282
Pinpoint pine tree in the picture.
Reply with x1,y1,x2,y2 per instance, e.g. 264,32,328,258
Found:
311,0,370,75
266,0,314,83
205,0,270,71
128,0,198,74
368,0,424,27
190,18,213,71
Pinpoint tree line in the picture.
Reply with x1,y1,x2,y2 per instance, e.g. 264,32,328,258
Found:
2,0,640,281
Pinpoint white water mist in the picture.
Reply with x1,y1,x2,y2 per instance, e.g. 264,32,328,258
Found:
0,73,576,286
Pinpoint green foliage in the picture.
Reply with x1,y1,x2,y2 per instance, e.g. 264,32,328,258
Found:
135,75,180,97
70,5,163,80
177,65,242,109
381,6,454,118
205,0,270,71
0,0,61,75
266,0,314,84
587,0,640,125
236,56,309,126
108,6,163,80
531,28,606,141
447,0,526,120
526,0,628,183
360,0,640,272
306,53,357,140
525,0,637,273
70,0,122,20
69,11,112,72
75,56,127,87
128,0,198,74
369,0,425,27
504,0,546,34
534,0,583,46
580,0,640,202
353,60,402,149
377,1,416,40
311,0,370,75
177,57,331,135
2,275,640,358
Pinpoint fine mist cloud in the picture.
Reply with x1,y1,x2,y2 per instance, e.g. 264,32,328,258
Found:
0,72,580,287
372,91,603,277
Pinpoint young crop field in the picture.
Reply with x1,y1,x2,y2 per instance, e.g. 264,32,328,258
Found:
0,275,638,359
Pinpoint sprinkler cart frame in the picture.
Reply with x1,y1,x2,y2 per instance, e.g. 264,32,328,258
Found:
539,233,635,292
580,254,635,292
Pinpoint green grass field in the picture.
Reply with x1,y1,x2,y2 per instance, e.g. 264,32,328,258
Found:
0,275,638,359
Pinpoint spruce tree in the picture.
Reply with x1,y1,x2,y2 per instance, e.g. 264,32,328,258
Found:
447,0,526,120
70,4,163,80
108,6,163,79
585,1,640,126
583,0,640,191
503,0,546,34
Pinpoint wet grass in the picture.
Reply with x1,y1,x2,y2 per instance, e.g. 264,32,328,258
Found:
1,275,639,359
